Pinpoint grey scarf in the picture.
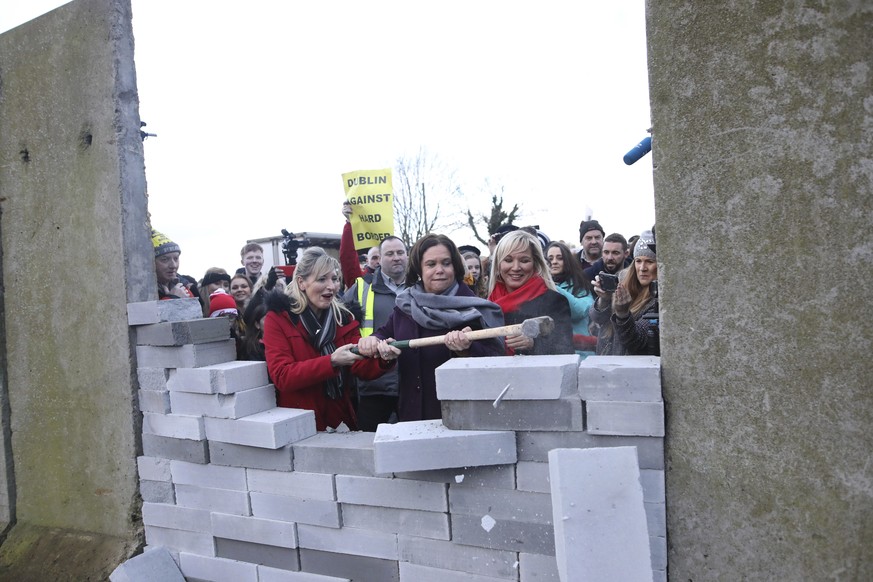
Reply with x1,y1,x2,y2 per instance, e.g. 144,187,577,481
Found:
395,282,504,331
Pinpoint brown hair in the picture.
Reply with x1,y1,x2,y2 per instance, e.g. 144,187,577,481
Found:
405,234,466,289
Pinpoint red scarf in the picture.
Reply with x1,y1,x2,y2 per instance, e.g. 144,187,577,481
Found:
489,274,548,315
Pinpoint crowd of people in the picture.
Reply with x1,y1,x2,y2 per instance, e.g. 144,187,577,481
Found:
149,214,660,432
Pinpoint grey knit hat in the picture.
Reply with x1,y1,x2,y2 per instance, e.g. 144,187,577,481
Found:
634,229,656,259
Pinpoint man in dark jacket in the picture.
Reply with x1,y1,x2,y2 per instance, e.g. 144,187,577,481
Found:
342,236,408,430
575,219,606,270
583,232,631,282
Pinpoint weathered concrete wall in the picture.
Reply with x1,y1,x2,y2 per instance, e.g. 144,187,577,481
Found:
0,0,152,576
647,2,873,579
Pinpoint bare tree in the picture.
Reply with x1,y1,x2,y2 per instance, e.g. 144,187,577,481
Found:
393,147,463,247
465,181,521,246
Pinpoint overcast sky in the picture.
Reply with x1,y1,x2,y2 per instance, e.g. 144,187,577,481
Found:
2,1,655,279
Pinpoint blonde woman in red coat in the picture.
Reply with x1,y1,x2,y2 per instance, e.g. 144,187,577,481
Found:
263,247,393,431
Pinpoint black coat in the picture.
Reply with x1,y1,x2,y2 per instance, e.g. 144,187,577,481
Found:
503,290,576,356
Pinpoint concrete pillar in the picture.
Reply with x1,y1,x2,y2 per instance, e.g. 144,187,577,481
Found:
647,2,873,579
0,0,150,577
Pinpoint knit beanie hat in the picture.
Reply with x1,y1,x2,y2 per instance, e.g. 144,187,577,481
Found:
578,220,605,241
634,229,657,259
202,271,231,287
152,229,181,257
208,290,238,318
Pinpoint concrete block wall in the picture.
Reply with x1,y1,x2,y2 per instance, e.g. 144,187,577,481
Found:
129,301,666,581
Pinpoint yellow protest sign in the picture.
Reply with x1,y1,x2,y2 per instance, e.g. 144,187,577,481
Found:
342,168,394,251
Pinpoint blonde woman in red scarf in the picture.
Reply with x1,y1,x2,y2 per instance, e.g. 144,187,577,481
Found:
488,230,575,356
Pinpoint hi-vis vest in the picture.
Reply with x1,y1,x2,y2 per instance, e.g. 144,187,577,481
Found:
355,277,376,337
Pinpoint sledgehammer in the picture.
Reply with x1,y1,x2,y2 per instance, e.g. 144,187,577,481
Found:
351,315,554,353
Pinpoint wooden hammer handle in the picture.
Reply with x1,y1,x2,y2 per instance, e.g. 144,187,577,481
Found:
394,322,526,349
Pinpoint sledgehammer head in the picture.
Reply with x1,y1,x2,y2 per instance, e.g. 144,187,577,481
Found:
520,316,554,339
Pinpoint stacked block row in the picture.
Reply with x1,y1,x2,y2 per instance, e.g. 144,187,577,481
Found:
125,300,666,582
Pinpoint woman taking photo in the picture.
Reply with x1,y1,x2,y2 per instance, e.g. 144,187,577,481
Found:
546,241,597,358
590,229,660,356
488,230,575,356
263,247,392,431
357,234,504,422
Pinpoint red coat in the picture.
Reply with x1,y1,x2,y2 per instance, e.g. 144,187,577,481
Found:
263,302,391,431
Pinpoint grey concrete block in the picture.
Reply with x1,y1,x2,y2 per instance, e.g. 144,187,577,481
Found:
128,298,202,325
449,486,552,524
291,432,377,476
641,469,666,504
586,400,665,436
516,461,550,493
336,474,447,512
174,483,251,516
168,360,270,394
170,460,247,490
646,501,667,538
578,355,661,402
139,480,175,504
142,433,209,464
297,523,398,560
135,339,236,369
397,535,517,580
211,512,298,548
205,408,316,449
143,545,180,564
441,398,584,432
435,354,580,400
298,548,398,582
258,566,350,581
144,524,215,556
393,464,516,489
516,431,664,469
214,537,300,571
170,385,276,419
247,468,335,500
340,503,450,540
650,535,667,570
179,552,259,582
136,317,230,346
142,412,205,440
451,512,555,554
141,502,212,533
373,420,516,474
109,546,185,582
548,447,652,582
399,562,511,582
519,552,559,581
209,440,294,471
138,367,170,390
137,456,171,481
449,485,554,555
138,389,171,414
251,491,340,528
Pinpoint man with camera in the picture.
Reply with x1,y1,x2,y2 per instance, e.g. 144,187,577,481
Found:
583,232,630,282
589,228,660,356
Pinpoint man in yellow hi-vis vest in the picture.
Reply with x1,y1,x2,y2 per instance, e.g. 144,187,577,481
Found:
342,236,408,430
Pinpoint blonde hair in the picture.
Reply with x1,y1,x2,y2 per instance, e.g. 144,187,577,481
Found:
284,247,351,323
488,230,556,295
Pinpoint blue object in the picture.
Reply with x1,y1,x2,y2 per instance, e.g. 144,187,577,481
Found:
623,136,652,165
